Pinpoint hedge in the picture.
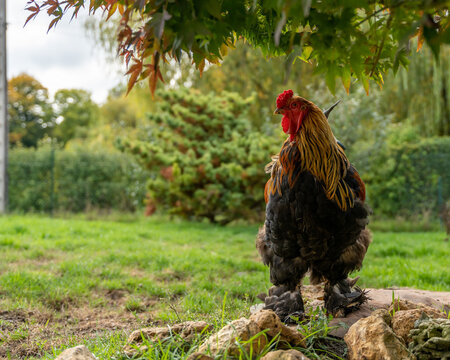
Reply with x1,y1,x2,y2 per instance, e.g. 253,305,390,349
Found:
8,147,149,213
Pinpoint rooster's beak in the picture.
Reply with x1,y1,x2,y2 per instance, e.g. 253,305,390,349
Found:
274,108,282,115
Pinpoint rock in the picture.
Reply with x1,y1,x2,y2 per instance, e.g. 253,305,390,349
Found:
186,352,214,360
391,306,446,343
197,310,304,358
344,309,414,360
368,288,449,311
249,310,283,338
198,317,267,357
409,317,450,359
124,321,211,356
301,285,450,338
55,345,96,360
261,349,311,360
249,310,305,347
126,321,210,344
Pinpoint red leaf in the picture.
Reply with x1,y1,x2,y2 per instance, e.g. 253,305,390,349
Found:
24,11,39,26
126,61,143,95
47,17,60,32
25,5,39,12
157,69,164,83
149,70,157,97
106,2,118,21
47,4,59,15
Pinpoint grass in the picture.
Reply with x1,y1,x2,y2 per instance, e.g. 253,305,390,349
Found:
0,214,448,359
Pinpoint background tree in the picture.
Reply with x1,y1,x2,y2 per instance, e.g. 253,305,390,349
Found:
53,89,99,146
8,73,54,147
380,45,450,137
75,83,157,150
28,0,449,96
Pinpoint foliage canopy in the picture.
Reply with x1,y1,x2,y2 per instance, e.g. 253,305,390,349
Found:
8,74,54,147
7,74,99,148
27,0,450,95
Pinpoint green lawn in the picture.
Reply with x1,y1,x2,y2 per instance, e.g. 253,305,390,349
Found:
0,215,448,359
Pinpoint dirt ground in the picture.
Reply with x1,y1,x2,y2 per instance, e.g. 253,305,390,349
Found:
0,307,149,358
0,290,160,359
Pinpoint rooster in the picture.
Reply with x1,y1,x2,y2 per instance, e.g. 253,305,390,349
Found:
256,90,371,322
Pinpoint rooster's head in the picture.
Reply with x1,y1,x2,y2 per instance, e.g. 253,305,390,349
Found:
274,90,311,142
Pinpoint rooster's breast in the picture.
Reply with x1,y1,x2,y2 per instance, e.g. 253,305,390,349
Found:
264,169,368,264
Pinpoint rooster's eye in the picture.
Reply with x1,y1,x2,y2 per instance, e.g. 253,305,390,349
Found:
291,102,298,108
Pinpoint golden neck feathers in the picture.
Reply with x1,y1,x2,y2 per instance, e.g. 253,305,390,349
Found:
266,105,355,211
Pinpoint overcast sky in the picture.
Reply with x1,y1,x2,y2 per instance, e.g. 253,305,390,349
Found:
7,0,124,103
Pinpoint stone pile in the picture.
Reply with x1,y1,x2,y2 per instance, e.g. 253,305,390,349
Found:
52,286,450,360
345,299,449,360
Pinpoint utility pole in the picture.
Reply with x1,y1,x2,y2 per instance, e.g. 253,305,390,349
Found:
0,0,8,213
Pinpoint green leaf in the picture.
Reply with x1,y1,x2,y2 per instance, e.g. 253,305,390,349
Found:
341,67,351,94
393,47,410,75
300,46,313,62
150,10,172,39
204,1,222,19
360,72,369,95
423,25,440,60
325,66,336,95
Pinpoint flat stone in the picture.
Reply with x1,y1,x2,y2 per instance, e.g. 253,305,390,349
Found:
299,285,450,338
55,345,96,360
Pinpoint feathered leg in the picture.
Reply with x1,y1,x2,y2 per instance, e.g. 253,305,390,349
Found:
256,228,307,323
323,277,368,317
321,229,372,317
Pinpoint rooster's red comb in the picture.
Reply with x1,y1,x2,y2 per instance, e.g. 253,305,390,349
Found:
276,90,294,109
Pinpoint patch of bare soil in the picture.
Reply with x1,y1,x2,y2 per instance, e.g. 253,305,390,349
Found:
0,304,157,359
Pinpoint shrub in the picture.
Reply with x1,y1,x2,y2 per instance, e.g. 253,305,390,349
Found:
119,88,280,224
366,131,450,217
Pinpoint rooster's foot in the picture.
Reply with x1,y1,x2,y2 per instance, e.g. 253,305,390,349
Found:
260,286,305,324
324,277,369,317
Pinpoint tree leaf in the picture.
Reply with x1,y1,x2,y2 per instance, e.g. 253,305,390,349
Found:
204,1,221,19
360,72,369,95
341,67,351,94
423,24,440,60
198,59,206,77
149,69,157,98
126,61,143,95
325,66,336,95
106,2,118,21
300,46,312,62
47,17,60,32
150,10,172,40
